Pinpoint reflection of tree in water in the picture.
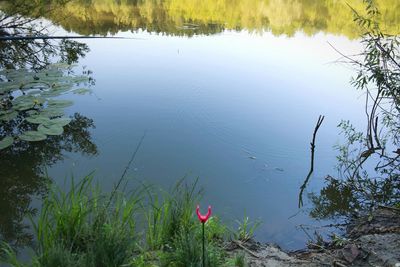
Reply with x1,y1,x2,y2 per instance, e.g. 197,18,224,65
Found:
5,0,398,38
309,4,400,222
0,113,98,247
308,176,361,221
0,0,89,69
0,37,89,69
0,0,98,249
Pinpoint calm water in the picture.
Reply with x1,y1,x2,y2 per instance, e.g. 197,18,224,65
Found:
50,31,366,249
1,0,399,250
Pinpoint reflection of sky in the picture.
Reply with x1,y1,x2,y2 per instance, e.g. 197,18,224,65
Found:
49,30,366,249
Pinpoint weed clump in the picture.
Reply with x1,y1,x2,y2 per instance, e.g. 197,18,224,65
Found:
1,176,254,267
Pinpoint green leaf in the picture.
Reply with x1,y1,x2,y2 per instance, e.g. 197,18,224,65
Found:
73,88,92,95
47,99,74,108
0,109,14,115
14,102,35,111
0,111,18,121
38,124,64,136
19,131,47,141
0,136,14,150
71,76,89,83
26,115,51,124
26,110,39,116
39,108,65,118
43,117,71,127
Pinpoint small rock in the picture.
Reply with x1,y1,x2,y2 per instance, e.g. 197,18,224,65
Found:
341,244,360,263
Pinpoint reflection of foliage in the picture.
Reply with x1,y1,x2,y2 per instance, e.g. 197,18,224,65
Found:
0,36,89,70
0,64,93,149
0,112,98,247
0,0,96,250
0,0,89,69
14,0,400,38
310,1,400,220
309,176,361,220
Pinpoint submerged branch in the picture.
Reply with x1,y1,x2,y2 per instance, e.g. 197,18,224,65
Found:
299,115,325,208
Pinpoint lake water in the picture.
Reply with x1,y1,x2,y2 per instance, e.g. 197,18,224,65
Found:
1,0,399,250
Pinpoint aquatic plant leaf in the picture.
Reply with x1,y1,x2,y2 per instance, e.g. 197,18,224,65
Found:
14,102,35,111
0,82,20,93
50,63,72,69
19,131,47,141
0,109,14,115
0,136,13,150
47,99,73,108
39,108,65,117
42,86,72,97
26,110,39,116
73,88,92,95
38,124,64,135
27,90,44,96
14,95,45,107
71,76,89,83
43,117,71,127
0,111,18,121
26,115,51,124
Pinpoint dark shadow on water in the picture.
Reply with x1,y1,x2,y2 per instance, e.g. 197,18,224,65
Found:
0,113,98,247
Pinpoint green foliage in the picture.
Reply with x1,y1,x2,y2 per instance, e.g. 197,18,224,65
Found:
0,64,92,150
0,136,14,149
0,176,240,267
143,178,202,251
233,215,262,243
233,252,247,267
18,131,47,141
0,0,90,69
223,252,248,267
311,0,400,220
142,178,227,266
160,227,225,267
330,233,349,248
0,242,26,267
23,175,140,267
15,0,400,38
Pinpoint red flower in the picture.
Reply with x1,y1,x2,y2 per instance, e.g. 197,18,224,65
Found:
196,205,212,223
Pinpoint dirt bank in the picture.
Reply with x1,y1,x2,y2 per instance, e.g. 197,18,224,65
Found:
228,207,400,266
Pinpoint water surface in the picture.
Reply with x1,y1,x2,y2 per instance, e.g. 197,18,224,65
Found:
51,31,365,249
1,0,399,250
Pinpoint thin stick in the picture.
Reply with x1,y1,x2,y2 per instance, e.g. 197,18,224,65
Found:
298,115,325,208
232,240,260,258
107,130,147,205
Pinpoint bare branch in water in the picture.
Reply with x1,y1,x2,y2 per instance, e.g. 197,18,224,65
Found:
299,115,325,208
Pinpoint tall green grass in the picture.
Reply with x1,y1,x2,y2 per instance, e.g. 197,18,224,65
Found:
1,176,254,267
139,178,227,266
33,174,140,267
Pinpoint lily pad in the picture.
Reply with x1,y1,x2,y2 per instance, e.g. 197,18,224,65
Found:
73,88,92,95
71,76,89,83
39,108,65,117
47,99,73,108
26,115,51,124
0,111,18,121
14,101,35,111
43,117,71,127
19,131,47,141
0,136,13,150
0,109,14,115
38,124,64,136
26,110,39,116
27,90,44,96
